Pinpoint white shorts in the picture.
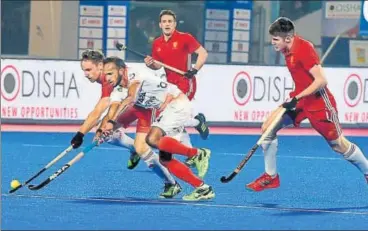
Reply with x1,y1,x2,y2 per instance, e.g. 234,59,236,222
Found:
152,98,192,137
172,129,192,147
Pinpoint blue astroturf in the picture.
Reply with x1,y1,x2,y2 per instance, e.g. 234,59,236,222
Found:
2,131,368,230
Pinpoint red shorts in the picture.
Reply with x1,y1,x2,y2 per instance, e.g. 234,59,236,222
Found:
289,106,342,141
168,77,197,101
116,105,153,133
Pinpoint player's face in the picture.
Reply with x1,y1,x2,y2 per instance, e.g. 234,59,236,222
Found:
159,15,176,36
81,60,102,83
103,63,125,87
271,36,288,51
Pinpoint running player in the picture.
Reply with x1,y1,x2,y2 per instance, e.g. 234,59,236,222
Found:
96,57,182,198
70,50,140,169
144,9,209,152
246,17,368,192
101,57,215,201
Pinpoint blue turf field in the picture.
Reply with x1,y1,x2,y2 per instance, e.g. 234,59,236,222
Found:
2,132,368,230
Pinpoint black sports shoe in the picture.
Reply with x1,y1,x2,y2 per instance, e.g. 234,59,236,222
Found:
194,113,209,140
127,152,140,170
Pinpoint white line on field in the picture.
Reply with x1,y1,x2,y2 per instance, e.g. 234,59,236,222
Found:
20,143,343,161
2,193,367,216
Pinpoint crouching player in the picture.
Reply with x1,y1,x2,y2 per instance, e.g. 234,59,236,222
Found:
101,57,215,201
93,57,183,198
70,49,140,169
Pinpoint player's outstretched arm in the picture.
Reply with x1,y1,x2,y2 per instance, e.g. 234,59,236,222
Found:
112,82,140,121
92,101,122,143
144,56,162,70
102,82,140,134
79,97,110,134
70,97,110,149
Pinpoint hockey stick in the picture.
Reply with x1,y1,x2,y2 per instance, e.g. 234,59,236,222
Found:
115,41,186,75
9,145,73,193
220,108,286,183
28,141,98,190
320,32,341,64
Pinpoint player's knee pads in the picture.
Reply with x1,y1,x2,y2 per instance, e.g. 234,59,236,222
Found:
159,150,172,162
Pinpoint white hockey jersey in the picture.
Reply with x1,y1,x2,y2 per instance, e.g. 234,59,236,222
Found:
109,84,128,103
109,66,181,109
128,67,181,109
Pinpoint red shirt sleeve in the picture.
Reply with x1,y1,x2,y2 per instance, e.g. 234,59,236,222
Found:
100,75,113,99
152,40,160,61
299,42,320,71
184,33,201,54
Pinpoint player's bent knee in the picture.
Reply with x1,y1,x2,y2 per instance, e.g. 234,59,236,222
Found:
146,127,164,148
159,150,172,163
145,133,164,149
145,134,157,148
134,143,149,155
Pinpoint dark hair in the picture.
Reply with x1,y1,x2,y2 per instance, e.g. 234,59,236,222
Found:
159,9,176,22
269,17,295,37
103,56,126,69
81,49,104,64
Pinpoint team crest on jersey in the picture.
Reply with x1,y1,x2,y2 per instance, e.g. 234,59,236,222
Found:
173,41,178,48
157,48,161,52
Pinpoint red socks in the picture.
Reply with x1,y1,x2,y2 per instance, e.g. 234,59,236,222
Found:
163,159,203,187
157,137,202,187
158,136,197,158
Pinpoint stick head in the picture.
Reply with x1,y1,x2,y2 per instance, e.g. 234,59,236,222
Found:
115,42,126,51
9,185,22,193
220,176,229,183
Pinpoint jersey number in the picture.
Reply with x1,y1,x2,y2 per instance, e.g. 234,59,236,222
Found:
158,82,167,89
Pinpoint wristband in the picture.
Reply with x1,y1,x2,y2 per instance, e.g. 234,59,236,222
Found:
76,131,85,137
107,119,117,126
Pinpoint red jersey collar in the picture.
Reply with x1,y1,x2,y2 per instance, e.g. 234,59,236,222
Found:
96,73,104,84
282,35,301,56
159,30,179,43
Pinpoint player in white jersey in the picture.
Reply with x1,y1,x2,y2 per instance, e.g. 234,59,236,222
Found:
100,57,215,201
70,49,140,170
95,57,181,199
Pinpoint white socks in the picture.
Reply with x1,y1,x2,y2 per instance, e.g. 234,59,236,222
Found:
343,143,368,175
184,118,200,127
261,138,278,177
106,128,135,153
141,149,176,185
105,128,176,184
